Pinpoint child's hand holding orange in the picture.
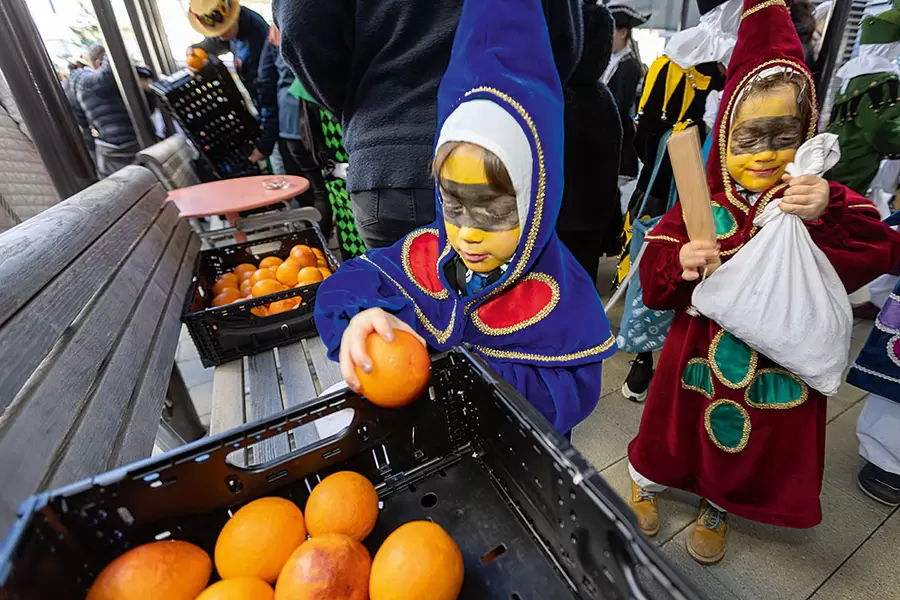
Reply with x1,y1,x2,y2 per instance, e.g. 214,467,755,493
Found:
339,308,425,392
780,174,829,221
679,241,720,282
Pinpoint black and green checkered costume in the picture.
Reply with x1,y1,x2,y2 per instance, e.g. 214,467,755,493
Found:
318,110,366,258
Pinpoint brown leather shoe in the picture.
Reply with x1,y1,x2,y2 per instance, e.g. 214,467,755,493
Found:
687,500,728,565
629,481,660,536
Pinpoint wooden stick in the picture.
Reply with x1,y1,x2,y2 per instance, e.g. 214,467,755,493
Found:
667,126,715,243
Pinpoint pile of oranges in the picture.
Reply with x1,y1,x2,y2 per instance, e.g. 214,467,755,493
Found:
86,471,465,600
209,245,332,318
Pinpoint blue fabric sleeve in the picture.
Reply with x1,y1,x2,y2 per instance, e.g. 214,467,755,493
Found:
489,360,603,434
256,42,280,156
313,258,420,361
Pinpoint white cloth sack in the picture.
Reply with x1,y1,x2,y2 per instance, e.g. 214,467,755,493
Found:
691,134,851,395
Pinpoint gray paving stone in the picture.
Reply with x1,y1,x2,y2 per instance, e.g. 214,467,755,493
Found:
572,409,634,471
808,509,900,600
827,373,866,423
178,357,214,390
595,389,646,437
177,336,201,363
189,380,213,426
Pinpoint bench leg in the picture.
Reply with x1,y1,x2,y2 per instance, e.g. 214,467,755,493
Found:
155,419,187,453
164,364,206,442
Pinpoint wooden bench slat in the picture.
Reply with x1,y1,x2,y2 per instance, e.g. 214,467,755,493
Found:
277,343,320,450
51,217,192,485
246,352,290,464
0,205,182,531
113,228,199,466
304,336,343,392
0,192,166,410
209,360,245,436
0,167,158,329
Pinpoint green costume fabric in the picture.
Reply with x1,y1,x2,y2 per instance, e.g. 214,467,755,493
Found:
827,72,900,195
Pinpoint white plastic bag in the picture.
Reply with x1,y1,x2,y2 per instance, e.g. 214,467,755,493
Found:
691,134,850,395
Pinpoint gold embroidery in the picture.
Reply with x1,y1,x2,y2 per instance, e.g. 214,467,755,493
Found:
848,203,880,212
704,399,751,453
741,0,787,20
744,368,809,410
461,87,545,318
708,329,758,389
475,335,616,363
470,272,560,336
401,228,450,300
718,60,818,215
644,234,683,243
682,358,714,399
361,255,456,344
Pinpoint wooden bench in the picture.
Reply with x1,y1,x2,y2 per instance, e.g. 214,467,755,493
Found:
0,165,203,533
135,134,201,192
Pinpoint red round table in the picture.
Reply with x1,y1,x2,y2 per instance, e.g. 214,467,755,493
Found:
167,175,310,242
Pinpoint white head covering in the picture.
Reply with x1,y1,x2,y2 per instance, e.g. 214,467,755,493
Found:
665,0,743,70
835,43,900,93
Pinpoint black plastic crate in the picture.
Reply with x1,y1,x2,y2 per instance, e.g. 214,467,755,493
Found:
152,61,261,180
0,348,704,600
181,222,338,367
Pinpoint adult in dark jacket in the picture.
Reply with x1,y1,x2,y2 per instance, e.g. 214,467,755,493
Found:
274,0,585,249
557,0,623,281
256,39,332,238
63,61,95,159
604,4,648,180
189,0,269,108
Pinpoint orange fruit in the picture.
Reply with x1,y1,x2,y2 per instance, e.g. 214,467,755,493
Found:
290,246,317,268
186,53,207,71
234,263,257,279
215,497,307,584
269,299,298,315
259,256,284,270
356,330,430,408
86,540,211,600
311,247,325,259
304,472,378,541
240,280,253,296
251,269,277,286
296,267,324,286
212,288,243,307
275,535,370,600
369,521,463,600
275,261,301,286
213,277,239,297
251,306,269,318
252,279,286,298
317,268,332,280
196,578,274,600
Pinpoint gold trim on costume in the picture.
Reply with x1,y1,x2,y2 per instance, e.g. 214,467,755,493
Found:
470,272,560,336
644,234,683,244
475,335,616,363
401,228,450,299
704,399,751,453
741,0,788,20
708,329,758,389
361,255,456,344
848,203,880,212
682,357,714,398
744,368,809,410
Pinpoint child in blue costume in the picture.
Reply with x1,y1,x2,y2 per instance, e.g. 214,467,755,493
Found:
313,0,617,435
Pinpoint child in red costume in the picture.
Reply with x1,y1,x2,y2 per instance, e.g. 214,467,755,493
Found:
626,0,900,565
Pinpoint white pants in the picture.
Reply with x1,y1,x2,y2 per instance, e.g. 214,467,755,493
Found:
857,394,900,475
869,274,899,310
628,461,726,512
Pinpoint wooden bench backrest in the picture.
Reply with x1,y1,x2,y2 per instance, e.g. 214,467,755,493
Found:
0,166,200,532
135,134,201,191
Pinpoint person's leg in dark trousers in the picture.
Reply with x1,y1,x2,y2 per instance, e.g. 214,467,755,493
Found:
557,230,602,284
280,138,333,240
350,189,437,249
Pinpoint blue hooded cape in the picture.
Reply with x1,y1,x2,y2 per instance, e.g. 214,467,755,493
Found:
313,0,616,433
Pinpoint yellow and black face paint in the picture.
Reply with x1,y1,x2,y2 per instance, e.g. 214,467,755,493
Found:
439,145,519,274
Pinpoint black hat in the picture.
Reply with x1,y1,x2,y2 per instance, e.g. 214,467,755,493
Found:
608,4,650,29
697,0,731,15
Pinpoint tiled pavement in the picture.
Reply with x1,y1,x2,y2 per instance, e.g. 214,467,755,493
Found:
172,258,899,599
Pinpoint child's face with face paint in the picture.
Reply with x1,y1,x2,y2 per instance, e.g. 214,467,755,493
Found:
439,143,520,273
726,84,804,193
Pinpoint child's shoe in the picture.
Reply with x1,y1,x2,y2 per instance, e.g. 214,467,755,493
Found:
687,500,728,565
629,481,660,536
622,353,654,403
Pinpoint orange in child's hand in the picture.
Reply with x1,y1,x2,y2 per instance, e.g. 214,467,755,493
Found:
215,497,307,584
212,288,242,307
259,256,284,270
356,330,430,408
275,261,301,286
251,269,277,286
234,263,257,279
296,267,324,286
275,535,370,600
252,279,285,298
86,540,212,600
195,578,274,600
304,472,379,541
369,521,463,600
290,246,317,268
